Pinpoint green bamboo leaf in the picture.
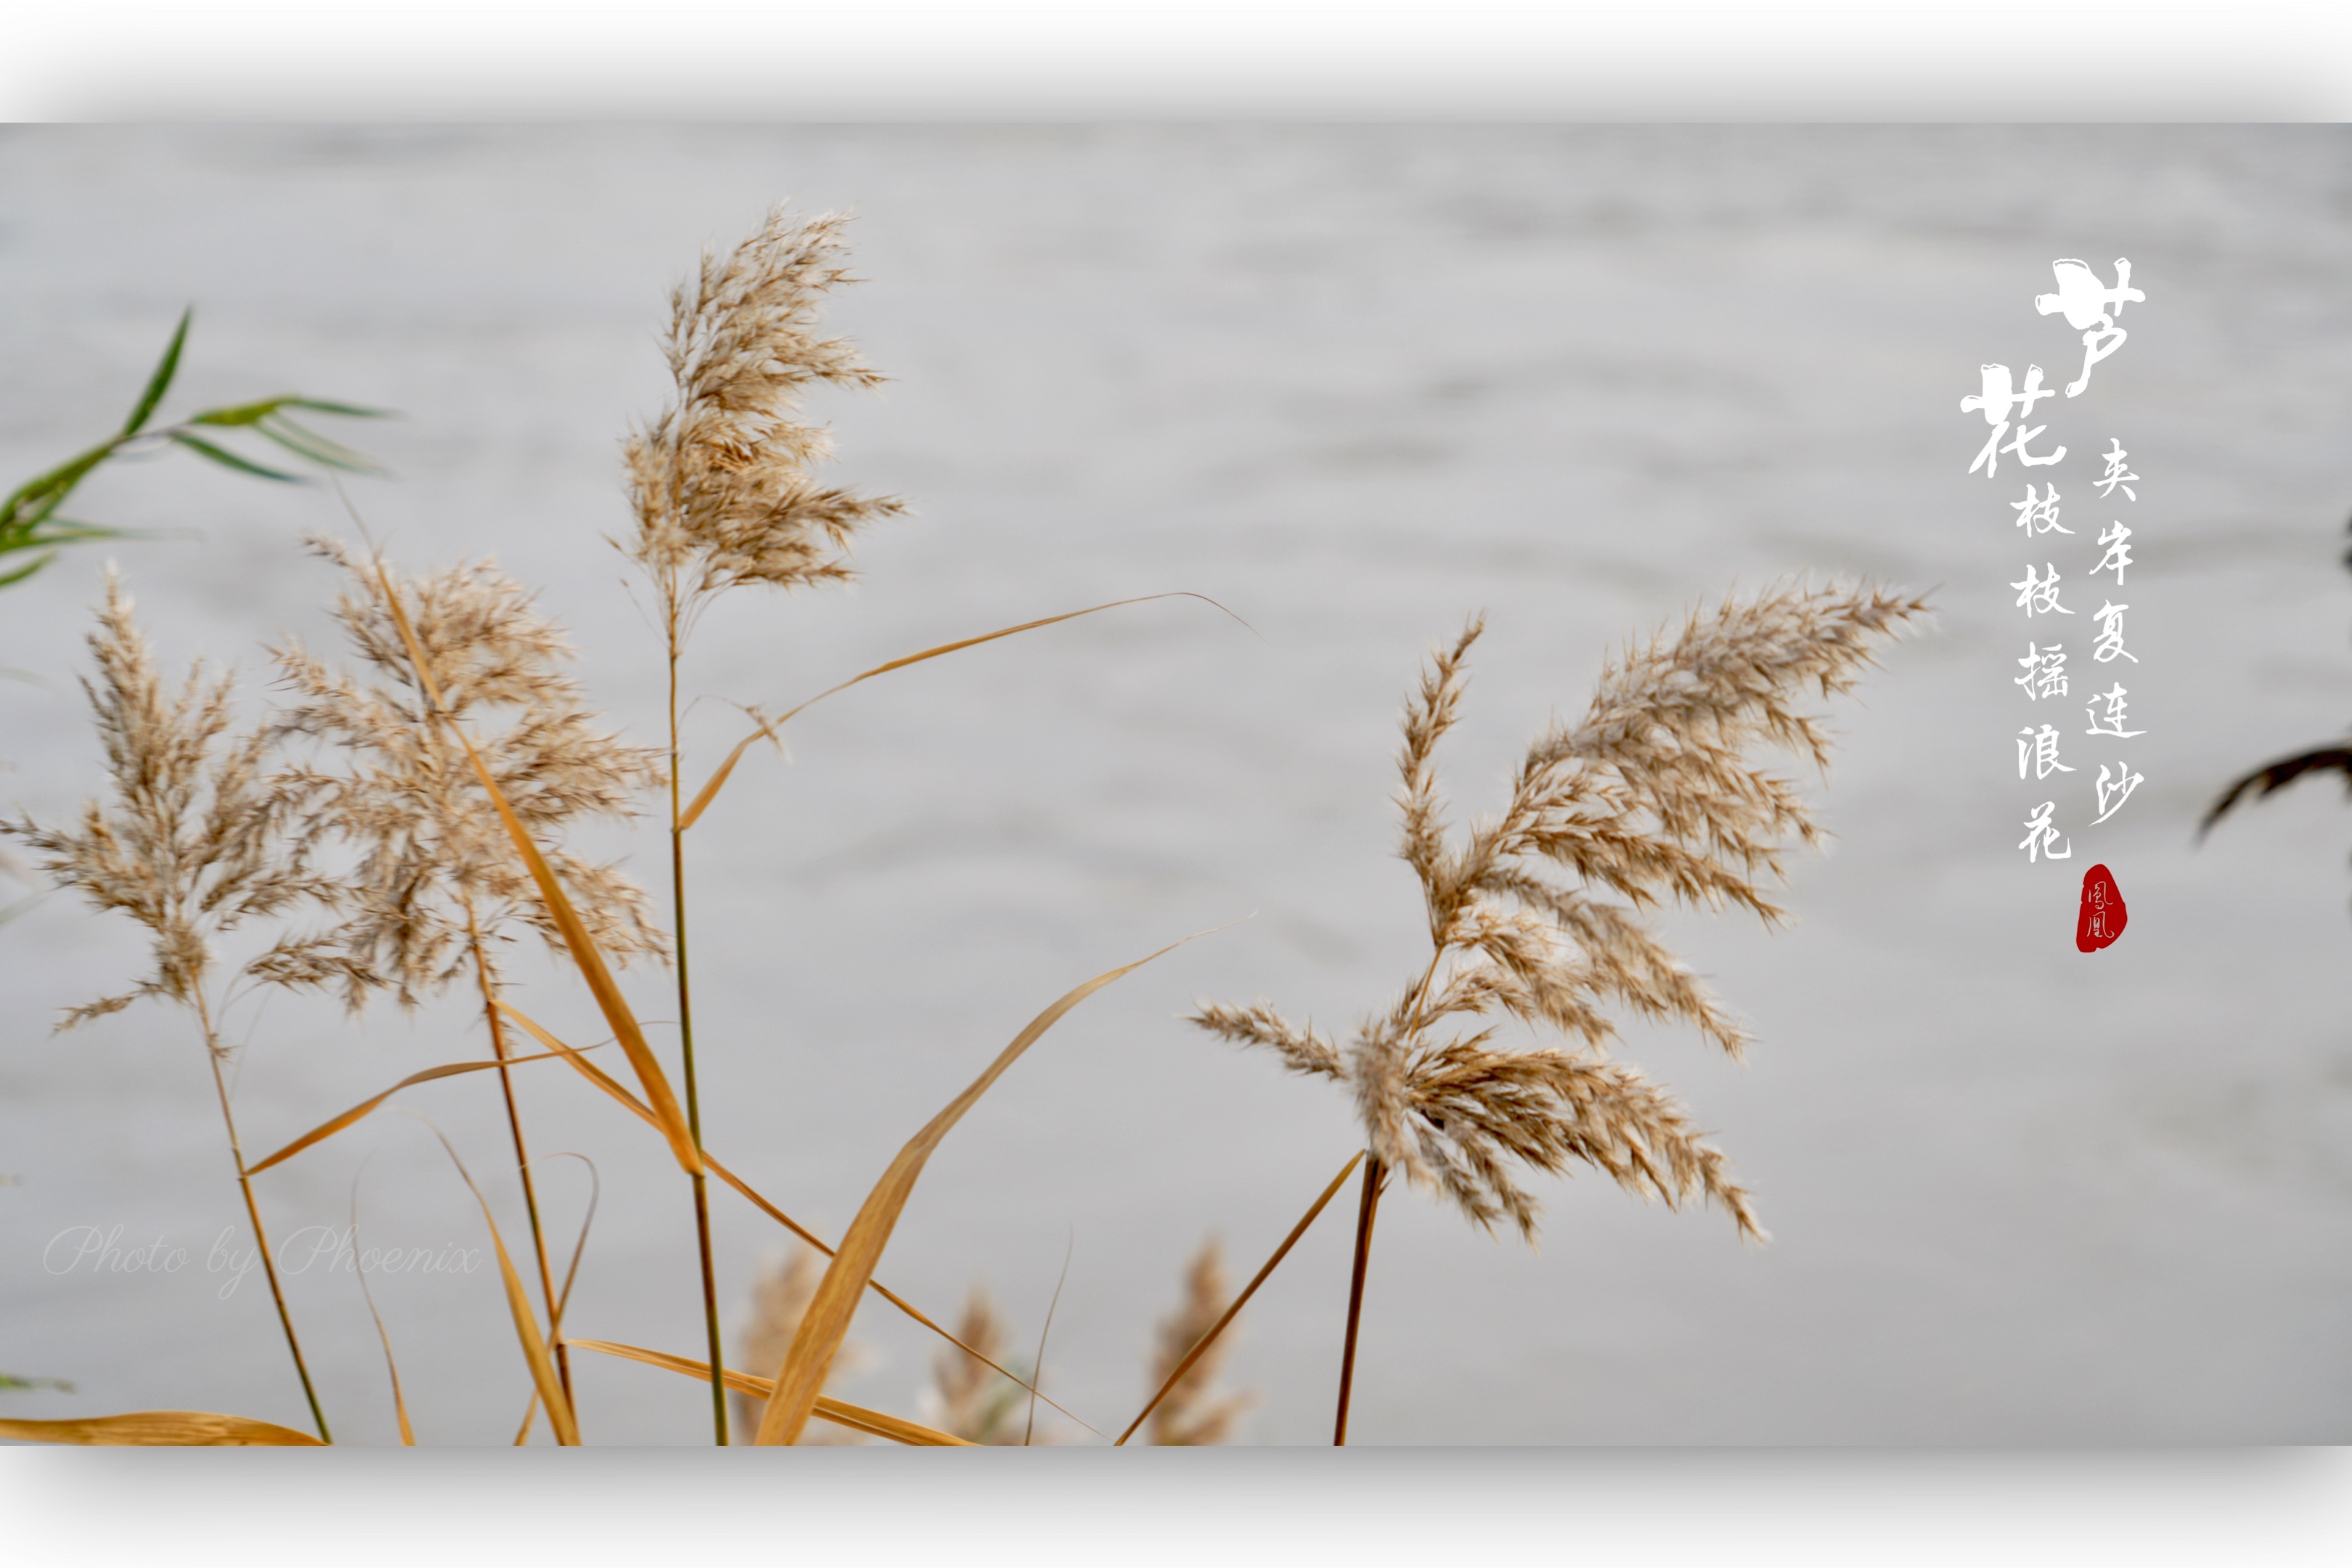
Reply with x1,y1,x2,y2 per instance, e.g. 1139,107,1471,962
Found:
253,415,379,473
120,309,192,437
3,442,120,532
0,551,57,589
187,396,290,428
283,396,391,419
167,432,302,483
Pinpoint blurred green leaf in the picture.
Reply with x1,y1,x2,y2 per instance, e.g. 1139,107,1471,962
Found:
253,416,379,474
168,432,301,483
119,308,192,438
0,551,57,588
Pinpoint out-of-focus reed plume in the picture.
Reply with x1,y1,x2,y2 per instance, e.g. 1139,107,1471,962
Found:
734,1246,868,1443
1147,1238,1252,1445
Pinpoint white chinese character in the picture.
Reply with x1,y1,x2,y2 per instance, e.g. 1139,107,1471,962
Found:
2096,438,2139,502
2085,682,2146,739
2034,258,2144,397
2015,642,2068,701
2091,761,2144,826
2013,563,2073,618
2018,724,2075,780
2091,601,2136,663
2020,801,2072,862
2091,520,2133,587
2011,483,2070,537
1963,364,2063,477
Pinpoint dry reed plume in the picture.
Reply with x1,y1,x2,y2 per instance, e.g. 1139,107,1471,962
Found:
262,537,666,1426
1191,580,1927,1440
265,538,666,1008
621,204,905,1444
620,205,906,624
1,574,336,1439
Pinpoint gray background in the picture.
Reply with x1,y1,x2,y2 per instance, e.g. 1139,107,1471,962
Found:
1,125,2347,1445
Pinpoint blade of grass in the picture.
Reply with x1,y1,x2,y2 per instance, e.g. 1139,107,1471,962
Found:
679,593,1255,830
168,432,303,483
755,928,1215,1445
120,308,191,438
1026,1228,1074,1446
565,1339,974,1447
349,1166,415,1446
1116,1149,1364,1445
0,1411,324,1446
495,997,1102,1437
245,1051,579,1175
368,553,703,1177
417,1120,579,1445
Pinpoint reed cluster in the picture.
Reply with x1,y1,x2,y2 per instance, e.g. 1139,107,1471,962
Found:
0,207,1922,1447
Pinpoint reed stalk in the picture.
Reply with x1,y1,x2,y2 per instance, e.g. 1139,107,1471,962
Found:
666,637,730,1444
1331,1154,1385,1446
192,987,331,1443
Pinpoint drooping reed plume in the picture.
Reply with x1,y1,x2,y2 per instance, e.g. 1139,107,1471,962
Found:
264,536,665,1424
618,205,906,1442
1,573,339,1440
1191,579,1928,1442
1146,1238,1251,1446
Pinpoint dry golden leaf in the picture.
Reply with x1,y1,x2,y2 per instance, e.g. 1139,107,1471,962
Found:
0,1411,325,1446
566,1338,973,1447
245,1051,573,1176
497,997,1100,1436
421,1127,579,1445
679,594,1247,830
756,931,1206,1445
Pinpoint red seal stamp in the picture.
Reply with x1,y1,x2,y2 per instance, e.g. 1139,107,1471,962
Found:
2076,862,2127,952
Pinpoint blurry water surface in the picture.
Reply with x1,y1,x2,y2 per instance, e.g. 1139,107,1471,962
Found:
3,126,2348,1444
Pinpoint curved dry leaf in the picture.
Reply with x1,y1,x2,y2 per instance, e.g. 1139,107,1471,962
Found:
0,1410,324,1446
420,1125,579,1445
245,1051,573,1175
680,593,1253,830
495,997,1101,1437
756,930,1209,1445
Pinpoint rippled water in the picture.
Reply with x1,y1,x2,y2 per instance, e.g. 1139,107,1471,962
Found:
3,126,2348,1444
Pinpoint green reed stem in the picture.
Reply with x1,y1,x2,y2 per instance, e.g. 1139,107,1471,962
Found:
670,648,729,1445
195,987,332,1443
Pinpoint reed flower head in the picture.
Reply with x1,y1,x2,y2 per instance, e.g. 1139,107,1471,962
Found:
2,572,328,1032
1193,579,1928,1244
620,205,905,634
262,538,666,1010
1147,1238,1252,1445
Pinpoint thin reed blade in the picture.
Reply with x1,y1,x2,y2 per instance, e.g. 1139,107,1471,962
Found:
245,1052,571,1175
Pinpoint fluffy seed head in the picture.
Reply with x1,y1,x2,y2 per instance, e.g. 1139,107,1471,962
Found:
1193,579,1928,1243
